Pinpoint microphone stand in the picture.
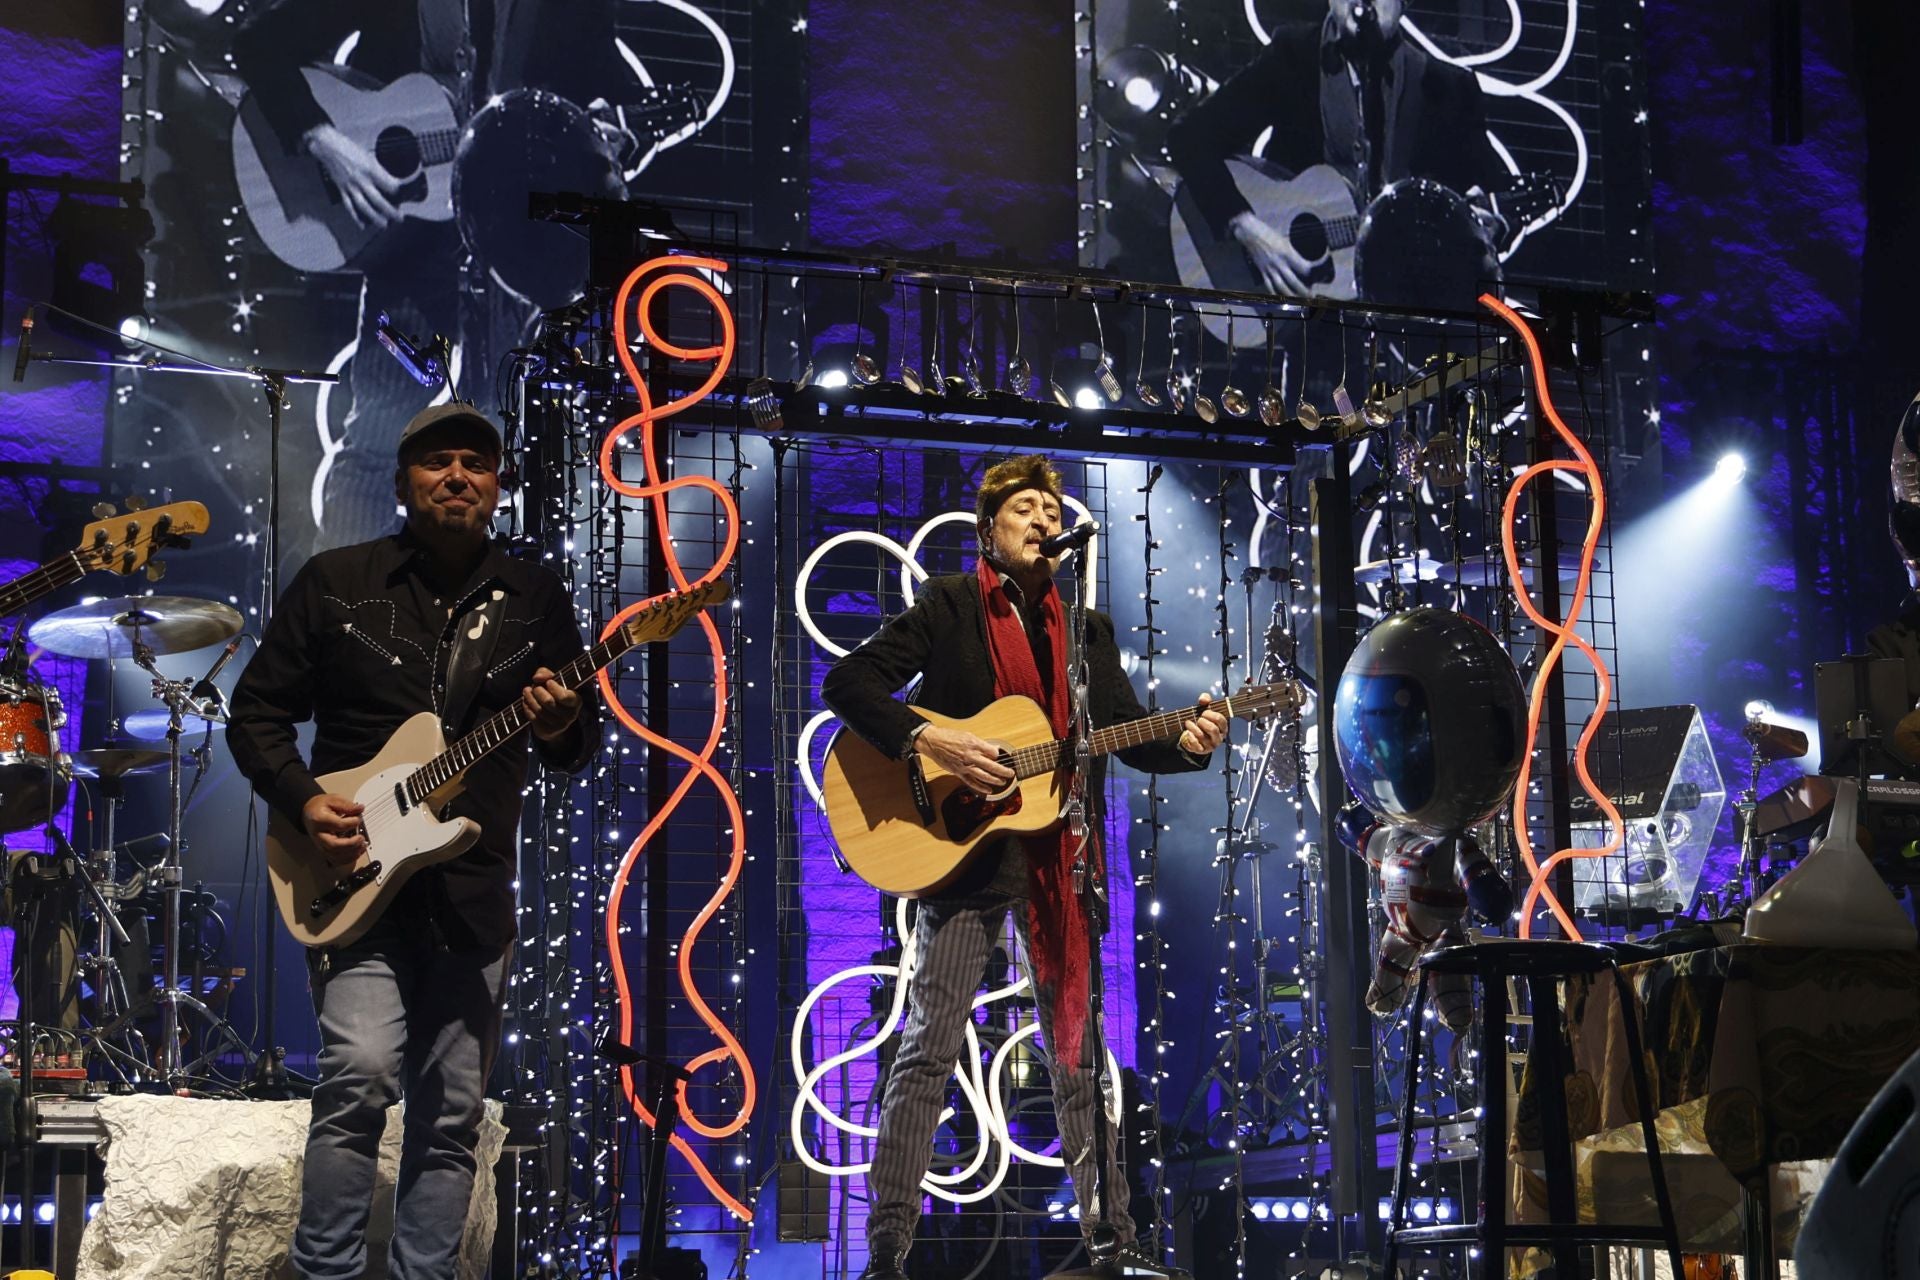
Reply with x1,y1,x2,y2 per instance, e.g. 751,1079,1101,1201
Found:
1047,546,1182,1280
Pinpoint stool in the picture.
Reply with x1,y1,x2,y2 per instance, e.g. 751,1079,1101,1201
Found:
1383,940,1685,1280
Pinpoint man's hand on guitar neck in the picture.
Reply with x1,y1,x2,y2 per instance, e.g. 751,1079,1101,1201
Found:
914,725,1016,797
1178,692,1230,756
304,124,403,230
523,668,583,742
303,792,368,867
1229,211,1314,297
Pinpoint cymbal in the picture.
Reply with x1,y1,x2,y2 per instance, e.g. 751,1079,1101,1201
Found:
1354,553,1440,584
70,748,171,779
122,703,226,741
1435,549,1587,587
29,596,242,659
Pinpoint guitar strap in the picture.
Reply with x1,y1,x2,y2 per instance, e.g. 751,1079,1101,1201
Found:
440,582,509,737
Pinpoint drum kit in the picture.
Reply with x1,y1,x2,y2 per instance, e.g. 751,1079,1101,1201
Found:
2,593,252,1089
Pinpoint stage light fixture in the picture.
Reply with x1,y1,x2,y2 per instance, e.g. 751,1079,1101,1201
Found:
1745,698,1774,723
1072,385,1103,410
1711,452,1747,488
814,368,849,390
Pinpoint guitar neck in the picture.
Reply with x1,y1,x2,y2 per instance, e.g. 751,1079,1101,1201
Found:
1003,698,1242,781
405,625,634,801
0,552,85,620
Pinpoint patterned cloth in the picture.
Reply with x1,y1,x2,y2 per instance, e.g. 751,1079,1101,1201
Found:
1510,944,1920,1254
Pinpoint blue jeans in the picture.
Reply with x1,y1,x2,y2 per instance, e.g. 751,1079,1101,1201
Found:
292,917,510,1280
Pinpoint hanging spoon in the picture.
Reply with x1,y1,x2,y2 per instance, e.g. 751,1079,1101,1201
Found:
927,283,945,394
1005,289,1032,397
1294,314,1321,430
897,285,925,394
745,272,780,428
1220,312,1249,418
1134,302,1164,407
1166,306,1187,412
962,278,986,396
1192,311,1219,423
850,277,879,385
1256,317,1285,428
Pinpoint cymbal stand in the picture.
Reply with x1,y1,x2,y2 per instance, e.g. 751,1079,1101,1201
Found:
76,776,153,1083
131,633,254,1089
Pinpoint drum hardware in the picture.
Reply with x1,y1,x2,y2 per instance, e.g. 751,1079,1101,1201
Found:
1731,702,1812,911
123,620,256,1090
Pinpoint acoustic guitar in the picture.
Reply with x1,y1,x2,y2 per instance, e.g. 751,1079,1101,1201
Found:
266,577,728,948
1169,157,1562,345
233,65,703,275
823,680,1305,898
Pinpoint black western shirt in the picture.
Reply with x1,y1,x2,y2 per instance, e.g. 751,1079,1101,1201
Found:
227,530,598,949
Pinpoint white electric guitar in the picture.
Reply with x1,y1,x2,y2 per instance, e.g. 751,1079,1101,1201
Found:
266,578,729,947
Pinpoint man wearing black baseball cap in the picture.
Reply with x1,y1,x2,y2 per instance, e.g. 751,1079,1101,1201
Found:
228,401,598,1279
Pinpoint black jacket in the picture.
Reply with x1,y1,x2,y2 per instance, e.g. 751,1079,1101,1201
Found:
226,530,598,948
820,571,1208,871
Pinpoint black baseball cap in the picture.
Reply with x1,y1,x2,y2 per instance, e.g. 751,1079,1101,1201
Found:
396,402,502,460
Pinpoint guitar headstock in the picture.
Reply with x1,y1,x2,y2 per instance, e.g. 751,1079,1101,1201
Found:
618,577,733,647
1226,678,1306,722
76,499,211,582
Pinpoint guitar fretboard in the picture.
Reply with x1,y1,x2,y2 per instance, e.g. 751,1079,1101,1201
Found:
0,552,84,620
401,581,723,803
1001,693,1266,780
376,129,461,168
404,627,632,802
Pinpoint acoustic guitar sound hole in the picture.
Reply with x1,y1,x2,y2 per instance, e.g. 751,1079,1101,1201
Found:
1289,212,1330,263
940,787,1023,843
375,126,423,180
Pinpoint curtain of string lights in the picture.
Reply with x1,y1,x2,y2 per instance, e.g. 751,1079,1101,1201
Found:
499,274,758,1276
478,244,1628,1278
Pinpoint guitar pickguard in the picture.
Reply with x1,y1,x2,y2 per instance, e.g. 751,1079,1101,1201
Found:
940,786,1023,844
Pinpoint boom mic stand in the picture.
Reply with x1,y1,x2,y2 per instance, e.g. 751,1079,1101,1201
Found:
1046,543,1185,1280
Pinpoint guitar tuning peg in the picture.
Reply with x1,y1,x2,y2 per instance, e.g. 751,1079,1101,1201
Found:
145,560,166,582
124,494,148,512
92,502,116,520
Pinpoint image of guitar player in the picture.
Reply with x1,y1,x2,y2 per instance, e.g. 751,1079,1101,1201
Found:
225,403,599,1278
819,455,1228,1280
229,0,640,551
1165,0,1526,308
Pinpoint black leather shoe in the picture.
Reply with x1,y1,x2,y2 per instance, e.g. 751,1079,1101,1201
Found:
1108,1242,1191,1277
858,1249,910,1280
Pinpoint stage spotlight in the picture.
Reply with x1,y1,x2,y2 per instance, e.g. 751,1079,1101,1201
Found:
1072,385,1103,411
1706,452,1748,493
1745,698,1774,723
814,368,849,390
1289,1199,1310,1221
1251,1199,1272,1221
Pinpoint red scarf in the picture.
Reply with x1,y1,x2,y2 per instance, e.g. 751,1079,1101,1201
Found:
975,556,1093,1070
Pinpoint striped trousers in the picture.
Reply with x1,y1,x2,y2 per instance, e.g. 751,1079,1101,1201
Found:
864,882,1132,1254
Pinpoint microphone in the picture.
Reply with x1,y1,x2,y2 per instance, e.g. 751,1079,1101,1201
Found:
12,307,33,383
375,312,449,389
191,634,244,706
1038,521,1099,558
